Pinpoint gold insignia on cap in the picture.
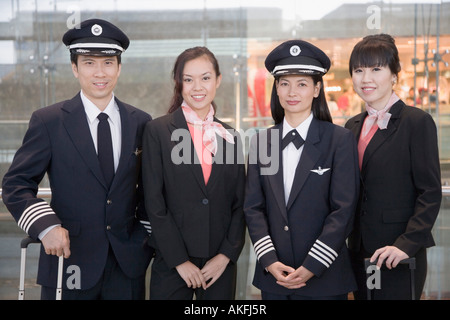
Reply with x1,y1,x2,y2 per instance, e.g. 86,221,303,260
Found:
290,45,301,56
91,24,103,36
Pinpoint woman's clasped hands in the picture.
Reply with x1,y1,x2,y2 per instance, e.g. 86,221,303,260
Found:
176,254,230,290
267,261,314,289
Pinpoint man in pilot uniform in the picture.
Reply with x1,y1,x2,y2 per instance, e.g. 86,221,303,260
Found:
2,18,153,299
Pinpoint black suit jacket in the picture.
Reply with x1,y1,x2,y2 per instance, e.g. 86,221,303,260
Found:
345,100,442,257
244,117,359,296
2,93,153,289
142,107,246,269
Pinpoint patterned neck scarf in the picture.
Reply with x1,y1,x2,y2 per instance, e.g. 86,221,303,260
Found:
181,101,235,155
361,92,399,138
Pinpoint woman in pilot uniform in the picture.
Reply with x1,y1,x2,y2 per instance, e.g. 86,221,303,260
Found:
244,40,360,300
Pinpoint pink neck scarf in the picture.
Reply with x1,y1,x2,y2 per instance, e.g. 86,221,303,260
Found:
181,101,235,155
361,92,399,138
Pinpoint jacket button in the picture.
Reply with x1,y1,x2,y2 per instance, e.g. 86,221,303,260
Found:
107,199,112,205
106,225,111,230
202,198,209,205
284,226,289,231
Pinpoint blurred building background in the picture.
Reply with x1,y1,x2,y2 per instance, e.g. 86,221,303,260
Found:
0,0,449,299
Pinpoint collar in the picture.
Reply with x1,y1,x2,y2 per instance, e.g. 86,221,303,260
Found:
365,91,399,116
282,112,313,141
81,90,120,126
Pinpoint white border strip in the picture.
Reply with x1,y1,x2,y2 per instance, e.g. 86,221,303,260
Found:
18,201,55,233
254,235,275,261
68,43,124,52
308,239,338,268
273,64,326,74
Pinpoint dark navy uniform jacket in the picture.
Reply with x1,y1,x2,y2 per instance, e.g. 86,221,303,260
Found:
244,117,359,297
2,93,153,290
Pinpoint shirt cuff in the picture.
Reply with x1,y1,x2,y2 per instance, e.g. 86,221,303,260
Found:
38,224,61,240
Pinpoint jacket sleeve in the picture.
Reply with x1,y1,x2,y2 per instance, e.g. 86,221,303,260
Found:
133,116,152,237
244,133,279,269
302,129,360,277
393,112,442,256
1,111,61,240
141,121,190,268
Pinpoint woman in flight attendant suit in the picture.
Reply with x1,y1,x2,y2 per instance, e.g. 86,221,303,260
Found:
345,34,441,300
244,40,360,300
142,46,246,300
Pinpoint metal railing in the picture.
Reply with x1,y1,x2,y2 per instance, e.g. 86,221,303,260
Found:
0,188,52,200
1,186,450,200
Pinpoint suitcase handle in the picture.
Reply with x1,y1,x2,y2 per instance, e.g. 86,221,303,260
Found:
364,257,416,300
364,257,416,270
21,236,40,248
19,236,64,300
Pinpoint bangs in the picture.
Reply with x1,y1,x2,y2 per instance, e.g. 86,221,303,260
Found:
348,34,401,76
349,44,390,72
351,50,389,69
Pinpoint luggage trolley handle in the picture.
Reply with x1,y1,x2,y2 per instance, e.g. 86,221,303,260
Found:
19,236,64,300
364,257,416,300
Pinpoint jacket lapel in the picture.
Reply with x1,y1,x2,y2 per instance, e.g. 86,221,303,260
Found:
286,117,321,211
265,124,289,222
361,100,403,174
348,112,366,142
111,98,137,189
62,93,106,187
170,107,208,196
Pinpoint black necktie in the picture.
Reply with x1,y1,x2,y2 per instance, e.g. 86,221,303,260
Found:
97,113,114,188
282,129,304,150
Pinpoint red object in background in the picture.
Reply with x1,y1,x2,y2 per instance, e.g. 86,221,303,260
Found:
337,94,349,112
254,68,269,117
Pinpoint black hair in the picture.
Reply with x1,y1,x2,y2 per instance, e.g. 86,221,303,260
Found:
70,53,121,66
349,34,401,77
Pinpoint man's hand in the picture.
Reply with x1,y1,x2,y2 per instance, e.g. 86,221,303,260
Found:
41,226,71,258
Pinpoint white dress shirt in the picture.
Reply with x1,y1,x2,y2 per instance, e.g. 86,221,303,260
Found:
282,113,313,204
81,90,122,172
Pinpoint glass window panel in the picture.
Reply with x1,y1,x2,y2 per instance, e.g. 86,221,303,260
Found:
0,0,449,300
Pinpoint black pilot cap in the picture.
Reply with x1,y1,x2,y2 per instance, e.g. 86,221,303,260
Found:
62,18,129,56
265,39,330,77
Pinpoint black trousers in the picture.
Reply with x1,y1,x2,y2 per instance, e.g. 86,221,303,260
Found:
261,291,348,300
41,246,145,300
350,247,427,300
149,250,237,300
